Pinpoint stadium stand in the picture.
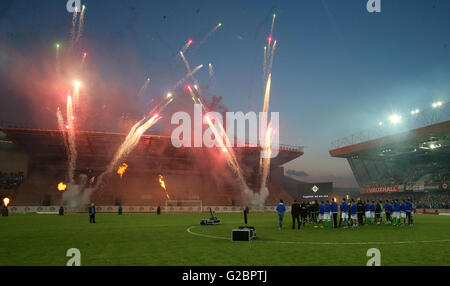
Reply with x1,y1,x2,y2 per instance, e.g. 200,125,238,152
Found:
0,127,303,207
330,120,450,209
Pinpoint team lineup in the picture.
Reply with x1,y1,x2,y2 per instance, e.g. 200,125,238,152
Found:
276,198,415,229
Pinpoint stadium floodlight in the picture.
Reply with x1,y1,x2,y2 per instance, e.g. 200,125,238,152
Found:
411,109,420,115
389,114,402,124
378,121,383,126
432,101,443,108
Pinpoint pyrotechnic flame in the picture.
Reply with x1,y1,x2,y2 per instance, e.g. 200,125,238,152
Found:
158,174,170,200
58,182,67,192
117,163,128,179
3,197,10,207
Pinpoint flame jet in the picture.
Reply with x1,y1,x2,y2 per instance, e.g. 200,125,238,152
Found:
158,174,171,200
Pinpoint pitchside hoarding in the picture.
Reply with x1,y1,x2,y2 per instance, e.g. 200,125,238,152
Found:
362,185,402,194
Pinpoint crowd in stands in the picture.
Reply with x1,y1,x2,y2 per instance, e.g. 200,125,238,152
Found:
359,191,450,209
0,172,25,190
361,161,449,188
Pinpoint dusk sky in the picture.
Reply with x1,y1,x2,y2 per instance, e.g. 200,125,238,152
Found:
1,0,450,187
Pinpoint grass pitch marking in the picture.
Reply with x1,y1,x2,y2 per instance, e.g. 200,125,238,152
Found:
186,226,450,245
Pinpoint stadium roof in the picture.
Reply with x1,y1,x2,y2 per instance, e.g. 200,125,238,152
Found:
0,128,303,170
329,120,450,160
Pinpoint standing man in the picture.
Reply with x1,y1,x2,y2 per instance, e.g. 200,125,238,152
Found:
276,199,286,230
340,198,349,228
305,201,312,223
323,200,331,228
384,200,392,224
312,201,319,223
357,199,365,226
331,198,339,228
393,199,401,226
405,198,413,226
89,203,96,224
318,201,325,227
300,201,307,226
400,200,407,226
365,200,372,225
291,200,301,229
370,200,376,224
375,200,382,224
59,206,64,216
350,199,358,227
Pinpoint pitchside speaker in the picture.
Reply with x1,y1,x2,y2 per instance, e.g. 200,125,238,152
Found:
232,209,256,241
232,228,256,242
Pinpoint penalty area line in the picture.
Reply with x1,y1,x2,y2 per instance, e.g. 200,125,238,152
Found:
186,226,450,245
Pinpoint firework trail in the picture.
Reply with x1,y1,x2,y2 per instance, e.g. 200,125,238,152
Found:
70,9,78,48
204,115,249,191
187,85,198,103
190,86,255,205
257,73,274,206
270,14,276,39
80,51,87,67
75,5,86,45
263,46,267,79
199,23,222,46
267,40,277,78
137,77,151,97
171,64,203,91
56,107,69,157
66,95,77,183
181,39,193,54
95,115,161,188
259,120,273,200
208,63,216,84
180,52,192,77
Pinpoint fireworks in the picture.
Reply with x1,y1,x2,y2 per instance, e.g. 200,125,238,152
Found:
3,197,10,207
208,63,216,84
58,182,67,192
81,51,87,66
199,22,223,46
137,77,151,97
158,174,170,200
181,39,194,53
171,64,203,91
117,163,129,179
66,94,78,184
75,5,86,44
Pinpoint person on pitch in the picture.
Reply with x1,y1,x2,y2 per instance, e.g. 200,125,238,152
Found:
340,198,349,228
89,203,96,224
331,198,338,228
276,199,286,230
291,199,301,229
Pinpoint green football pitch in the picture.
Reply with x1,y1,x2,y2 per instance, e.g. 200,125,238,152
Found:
1,212,450,266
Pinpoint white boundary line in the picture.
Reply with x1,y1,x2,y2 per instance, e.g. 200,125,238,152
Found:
186,226,450,245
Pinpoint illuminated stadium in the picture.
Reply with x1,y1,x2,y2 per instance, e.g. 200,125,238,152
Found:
329,103,450,196
0,126,303,209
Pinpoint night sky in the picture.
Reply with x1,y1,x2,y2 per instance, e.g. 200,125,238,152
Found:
1,0,449,187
